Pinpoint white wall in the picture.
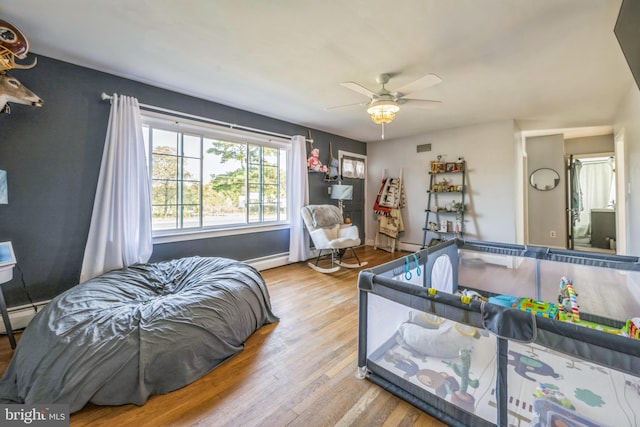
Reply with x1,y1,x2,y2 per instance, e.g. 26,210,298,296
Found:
614,83,640,256
367,120,517,250
525,134,566,247
565,134,614,155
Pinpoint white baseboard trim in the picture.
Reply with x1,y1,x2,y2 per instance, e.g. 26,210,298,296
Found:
247,246,375,270
245,253,292,271
0,300,50,335
398,242,422,253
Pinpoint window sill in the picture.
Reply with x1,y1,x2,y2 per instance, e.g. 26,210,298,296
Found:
153,223,290,244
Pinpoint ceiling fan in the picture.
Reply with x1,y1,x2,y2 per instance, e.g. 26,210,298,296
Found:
332,73,442,137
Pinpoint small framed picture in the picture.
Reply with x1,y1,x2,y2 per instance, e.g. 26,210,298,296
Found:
430,161,445,173
445,162,456,173
439,220,449,232
0,170,7,204
454,162,464,172
0,241,16,267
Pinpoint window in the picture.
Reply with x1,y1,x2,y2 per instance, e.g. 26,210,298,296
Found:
141,113,288,237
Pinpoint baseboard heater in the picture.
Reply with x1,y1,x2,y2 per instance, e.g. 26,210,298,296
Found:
0,300,50,335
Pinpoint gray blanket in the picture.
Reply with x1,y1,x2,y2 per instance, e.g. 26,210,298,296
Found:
0,256,278,413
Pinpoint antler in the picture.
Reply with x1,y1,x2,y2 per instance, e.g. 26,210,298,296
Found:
11,56,38,70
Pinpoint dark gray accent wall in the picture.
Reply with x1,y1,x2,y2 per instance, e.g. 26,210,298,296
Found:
0,55,365,308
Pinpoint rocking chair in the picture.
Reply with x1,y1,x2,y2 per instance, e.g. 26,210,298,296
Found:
301,204,367,273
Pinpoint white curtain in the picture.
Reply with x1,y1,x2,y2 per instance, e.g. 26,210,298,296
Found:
80,94,153,282
577,161,615,229
288,135,310,262
341,158,365,179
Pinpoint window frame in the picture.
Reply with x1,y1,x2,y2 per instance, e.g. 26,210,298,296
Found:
141,111,291,244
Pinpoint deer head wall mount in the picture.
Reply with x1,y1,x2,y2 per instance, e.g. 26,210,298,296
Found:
0,19,42,114
0,72,43,113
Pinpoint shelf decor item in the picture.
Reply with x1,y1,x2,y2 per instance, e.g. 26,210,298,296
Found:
430,161,445,174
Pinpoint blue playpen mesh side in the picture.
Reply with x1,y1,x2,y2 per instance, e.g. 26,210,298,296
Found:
358,239,640,427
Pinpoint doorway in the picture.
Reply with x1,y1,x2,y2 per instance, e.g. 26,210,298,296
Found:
338,150,367,242
519,127,627,255
567,153,617,253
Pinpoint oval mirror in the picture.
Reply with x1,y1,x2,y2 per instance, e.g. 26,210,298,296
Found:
530,168,560,191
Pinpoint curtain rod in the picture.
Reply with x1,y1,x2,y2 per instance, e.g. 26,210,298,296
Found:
100,92,313,143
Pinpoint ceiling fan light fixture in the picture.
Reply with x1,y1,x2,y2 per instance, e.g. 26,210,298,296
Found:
367,101,400,124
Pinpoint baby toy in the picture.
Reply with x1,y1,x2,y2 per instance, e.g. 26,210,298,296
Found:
396,318,479,359
622,317,640,339
307,148,327,173
514,298,559,319
488,294,519,308
450,348,479,413
558,276,580,322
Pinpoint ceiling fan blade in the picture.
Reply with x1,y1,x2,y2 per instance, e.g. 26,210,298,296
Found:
399,98,442,109
395,73,442,96
340,81,376,98
326,101,367,110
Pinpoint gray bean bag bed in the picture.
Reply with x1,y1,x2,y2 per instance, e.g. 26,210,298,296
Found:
0,256,278,413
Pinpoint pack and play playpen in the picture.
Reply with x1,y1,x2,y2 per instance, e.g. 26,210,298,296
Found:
357,239,640,427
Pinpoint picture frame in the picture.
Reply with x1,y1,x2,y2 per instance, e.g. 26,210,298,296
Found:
430,161,445,173
0,241,16,267
0,170,7,204
445,162,457,173
454,162,464,172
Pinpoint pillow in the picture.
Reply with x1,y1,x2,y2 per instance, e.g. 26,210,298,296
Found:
310,205,343,228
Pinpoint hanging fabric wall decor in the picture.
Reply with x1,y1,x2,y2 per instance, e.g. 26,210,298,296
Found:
373,169,406,253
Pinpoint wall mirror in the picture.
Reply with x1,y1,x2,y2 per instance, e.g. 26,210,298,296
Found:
530,168,560,191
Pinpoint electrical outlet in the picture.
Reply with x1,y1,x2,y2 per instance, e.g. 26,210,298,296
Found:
550,230,557,238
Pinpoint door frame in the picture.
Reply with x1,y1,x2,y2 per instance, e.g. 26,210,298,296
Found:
615,128,627,254
566,151,616,252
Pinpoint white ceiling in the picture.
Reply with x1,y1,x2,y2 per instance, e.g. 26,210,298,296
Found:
2,0,633,142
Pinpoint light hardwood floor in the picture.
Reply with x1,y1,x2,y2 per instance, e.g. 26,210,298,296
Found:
0,247,447,427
